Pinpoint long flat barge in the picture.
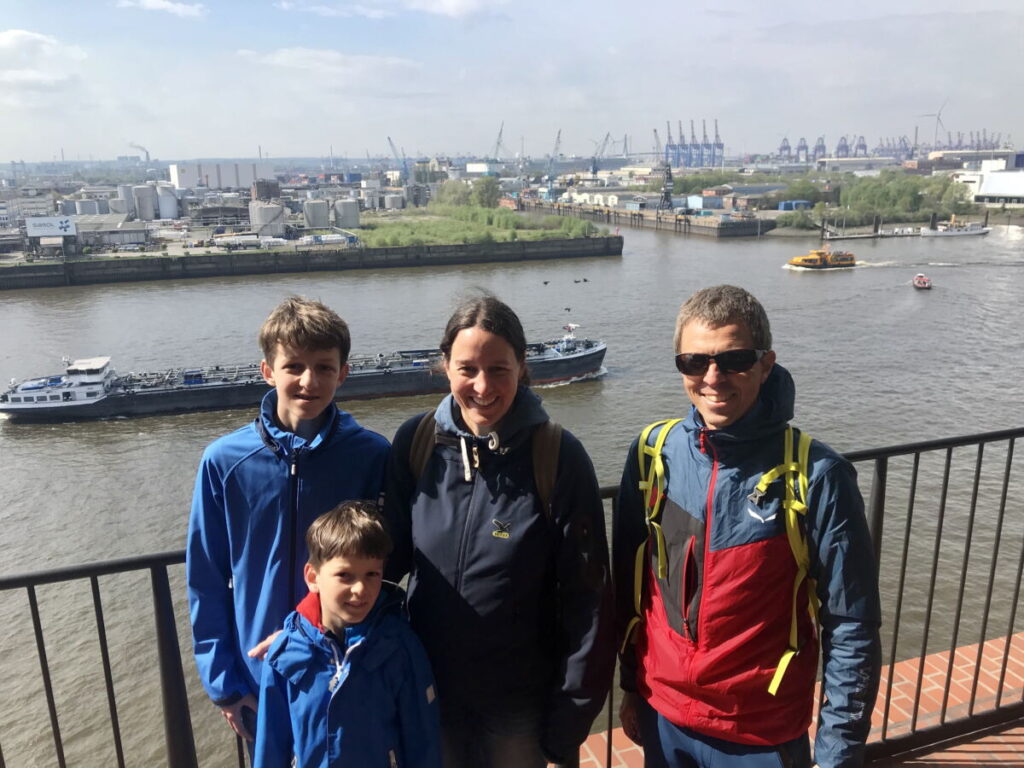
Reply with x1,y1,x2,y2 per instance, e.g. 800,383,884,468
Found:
0,332,606,422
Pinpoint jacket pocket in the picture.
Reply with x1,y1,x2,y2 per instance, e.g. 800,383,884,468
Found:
681,535,698,641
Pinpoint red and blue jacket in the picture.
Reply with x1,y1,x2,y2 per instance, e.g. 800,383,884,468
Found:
613,365,880,768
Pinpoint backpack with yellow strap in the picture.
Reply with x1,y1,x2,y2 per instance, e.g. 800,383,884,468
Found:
624,418,819,696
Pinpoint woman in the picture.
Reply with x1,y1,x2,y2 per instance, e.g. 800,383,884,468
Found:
383,294,613,768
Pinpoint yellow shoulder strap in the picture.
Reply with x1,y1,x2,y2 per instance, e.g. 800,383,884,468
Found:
769,427,817,696
621,419,683,653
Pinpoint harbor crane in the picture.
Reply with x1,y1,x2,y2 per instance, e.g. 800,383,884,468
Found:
590,131,611,177
386,136,408,185
546,129,561,199
491,122,506,161
652,129,673,210
128,142,150,163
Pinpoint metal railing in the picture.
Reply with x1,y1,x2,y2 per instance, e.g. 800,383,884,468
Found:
1,426,1023,767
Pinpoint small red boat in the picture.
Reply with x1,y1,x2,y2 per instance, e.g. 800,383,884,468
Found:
913,273,932,290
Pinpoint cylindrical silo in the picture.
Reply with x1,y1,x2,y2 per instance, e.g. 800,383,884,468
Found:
248,201,286,236
96,198,110,214
157,185,179,219
117,184,136,216
383,194,404,210
334,199,360,228
75,199,100,215
303,199,329,228
133,185,157,221
108,198,128,214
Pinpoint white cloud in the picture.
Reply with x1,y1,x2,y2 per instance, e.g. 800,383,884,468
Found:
0,29,86,63
401,0,507,17
239,46,418,79
0,29,87,109
274,0,505,19
116,0,207,18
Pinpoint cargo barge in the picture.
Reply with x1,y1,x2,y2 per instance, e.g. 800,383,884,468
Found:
0,327,606,422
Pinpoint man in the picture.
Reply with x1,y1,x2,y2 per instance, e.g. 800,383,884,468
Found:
613,285,880,768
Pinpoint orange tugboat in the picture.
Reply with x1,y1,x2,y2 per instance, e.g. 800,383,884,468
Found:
787,246,856,269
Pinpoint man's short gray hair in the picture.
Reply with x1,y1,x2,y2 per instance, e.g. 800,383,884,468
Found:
674,285,772,351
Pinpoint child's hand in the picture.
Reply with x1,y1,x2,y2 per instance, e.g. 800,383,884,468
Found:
220,694,259,742
247,630,283,660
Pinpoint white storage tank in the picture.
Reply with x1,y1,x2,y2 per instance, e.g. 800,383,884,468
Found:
108,198,128,214
133,185,157,221
249,201,286,236
334,199,360,228
117,184,136,215
75,199,100,214
96,198,110,214
157,185,179,219
303,199,329,228
383,194,405,210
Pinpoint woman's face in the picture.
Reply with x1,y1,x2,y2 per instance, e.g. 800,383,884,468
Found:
443,326,523,436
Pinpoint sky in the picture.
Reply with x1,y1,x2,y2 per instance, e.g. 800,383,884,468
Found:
1,0,1022,163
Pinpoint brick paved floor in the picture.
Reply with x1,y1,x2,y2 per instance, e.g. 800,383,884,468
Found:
570,632,1024,767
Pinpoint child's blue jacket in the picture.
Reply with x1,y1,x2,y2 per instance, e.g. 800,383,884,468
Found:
254,584,441,768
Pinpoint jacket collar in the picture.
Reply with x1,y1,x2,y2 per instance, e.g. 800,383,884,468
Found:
255,389,341,457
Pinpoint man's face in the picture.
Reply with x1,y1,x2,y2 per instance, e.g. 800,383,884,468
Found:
677,320,775,430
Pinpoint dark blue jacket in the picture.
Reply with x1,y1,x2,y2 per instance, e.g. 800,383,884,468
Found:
613,365,881,768
187,390,390,704
383,386,614,762
254,585,441,768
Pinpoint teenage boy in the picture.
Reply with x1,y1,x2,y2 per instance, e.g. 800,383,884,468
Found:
254,501,441,768
187,296,390,742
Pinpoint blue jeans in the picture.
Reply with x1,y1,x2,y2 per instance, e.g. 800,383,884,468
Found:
638,698,811,768
439,696,546,768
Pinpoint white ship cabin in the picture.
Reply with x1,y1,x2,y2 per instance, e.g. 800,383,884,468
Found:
1,357,116,410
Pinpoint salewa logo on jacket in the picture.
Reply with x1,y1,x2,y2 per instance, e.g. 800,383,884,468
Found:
491,519,511,539
746,505,777,524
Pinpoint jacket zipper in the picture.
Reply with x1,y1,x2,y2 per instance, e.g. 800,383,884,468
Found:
697,429,718,648
681,535,697,640
453,437,480,594
288,448,304,602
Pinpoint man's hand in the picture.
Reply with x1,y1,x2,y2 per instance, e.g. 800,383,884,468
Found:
220,694,258,742
619,691,643,746
248,630,282,661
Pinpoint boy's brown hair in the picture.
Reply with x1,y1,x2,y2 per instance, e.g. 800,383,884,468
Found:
259,296,351,366
306,501,392,567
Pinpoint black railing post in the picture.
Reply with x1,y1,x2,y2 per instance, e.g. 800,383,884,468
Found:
867,457,887,572
150,566,198,768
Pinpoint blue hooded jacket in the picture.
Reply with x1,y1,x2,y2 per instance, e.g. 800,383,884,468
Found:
383,386,614,763
254,584,441,768
613,365,881,768
187,390,390,704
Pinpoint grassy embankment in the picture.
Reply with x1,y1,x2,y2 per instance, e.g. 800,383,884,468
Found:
356,205,604,247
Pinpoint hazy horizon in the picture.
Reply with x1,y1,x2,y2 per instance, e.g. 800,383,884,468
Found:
2,1,1021,164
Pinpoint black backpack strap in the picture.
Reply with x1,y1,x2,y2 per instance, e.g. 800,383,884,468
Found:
532,420,563,520
408,411,437,479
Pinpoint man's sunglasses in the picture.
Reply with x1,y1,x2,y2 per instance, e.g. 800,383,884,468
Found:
674,349,768,376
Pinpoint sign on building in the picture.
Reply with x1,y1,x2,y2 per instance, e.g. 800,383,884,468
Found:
26,217,76,237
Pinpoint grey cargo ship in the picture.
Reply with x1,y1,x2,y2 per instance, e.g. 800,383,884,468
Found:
0,326,606,423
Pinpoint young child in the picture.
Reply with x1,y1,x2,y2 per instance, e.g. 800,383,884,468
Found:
254,501,441,768
187,296,390,742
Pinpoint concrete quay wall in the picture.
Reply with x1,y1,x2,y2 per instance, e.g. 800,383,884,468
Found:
0,236,624,291
530,201,776,237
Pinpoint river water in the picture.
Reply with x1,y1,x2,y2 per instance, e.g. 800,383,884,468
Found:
2,223,1024,765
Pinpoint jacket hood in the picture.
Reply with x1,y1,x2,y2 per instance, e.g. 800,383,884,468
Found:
268,583,407,686
256,389,362,456
434,385,549,451
683,363,795,445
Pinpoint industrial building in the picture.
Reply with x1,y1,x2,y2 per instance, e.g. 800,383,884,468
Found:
170,162,275,190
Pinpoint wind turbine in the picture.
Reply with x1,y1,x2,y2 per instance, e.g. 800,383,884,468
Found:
918,99,948,149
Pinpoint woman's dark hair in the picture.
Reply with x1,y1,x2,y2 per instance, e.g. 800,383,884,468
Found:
440,293,530,384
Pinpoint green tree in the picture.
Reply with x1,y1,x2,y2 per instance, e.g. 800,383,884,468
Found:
472,176,502,208
435,180,472,206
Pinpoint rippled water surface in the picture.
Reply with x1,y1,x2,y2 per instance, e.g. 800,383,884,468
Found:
2,223,1023,764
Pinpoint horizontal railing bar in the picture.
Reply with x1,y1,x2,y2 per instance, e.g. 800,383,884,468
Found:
0,551,184,590
843,426,1024,462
